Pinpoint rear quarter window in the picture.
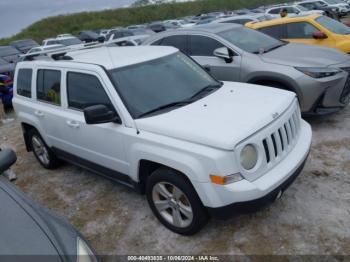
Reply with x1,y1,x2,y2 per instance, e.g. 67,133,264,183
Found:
16,69,32,98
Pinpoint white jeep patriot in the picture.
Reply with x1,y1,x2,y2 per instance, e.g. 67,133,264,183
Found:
13,46,312,235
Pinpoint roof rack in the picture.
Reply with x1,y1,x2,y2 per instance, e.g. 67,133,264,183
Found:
20,42,104,61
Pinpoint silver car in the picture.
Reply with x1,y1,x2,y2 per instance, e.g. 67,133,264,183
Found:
143,23,350,116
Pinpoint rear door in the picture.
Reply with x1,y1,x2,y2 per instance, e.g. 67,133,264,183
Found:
188,34,241,81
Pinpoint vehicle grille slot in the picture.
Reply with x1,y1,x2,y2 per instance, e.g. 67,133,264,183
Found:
289,118,296,139
266,136,276,162
278,128,285,151
284,123,290,145
273,131,283,155
262,139,270,163
271,134,278,157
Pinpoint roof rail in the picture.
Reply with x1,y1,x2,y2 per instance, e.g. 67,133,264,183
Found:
20,42,104,61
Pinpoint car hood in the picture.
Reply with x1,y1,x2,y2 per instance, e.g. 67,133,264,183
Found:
260,43,350,67
135,82,296,150
0,177,78,260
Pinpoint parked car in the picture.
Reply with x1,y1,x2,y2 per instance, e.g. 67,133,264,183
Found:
148,22,166,33
13,45,312,235
303,0,350,16
214,14,273,25
0,46,21,64
297,0,340,19
42,36,84,48
105,29,134,41
10,39,39,54
265,4,324,18
0,58,15,76
78,31,105,43
247,14,350,54
144,23,350,116
0,74,13,108
0,148,97,261
27,44,66,54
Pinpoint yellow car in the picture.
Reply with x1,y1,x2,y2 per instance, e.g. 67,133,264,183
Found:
246,14,350,53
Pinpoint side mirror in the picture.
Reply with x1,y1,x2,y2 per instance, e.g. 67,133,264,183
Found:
83,105,121,125
313,31,328,39
0,149,17,174
214,47,233,63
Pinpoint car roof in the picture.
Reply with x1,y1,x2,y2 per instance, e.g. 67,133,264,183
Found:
247,14,320,28
180,23,242,33
20,46,178,70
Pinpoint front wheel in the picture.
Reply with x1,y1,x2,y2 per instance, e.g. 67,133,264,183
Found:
28,129,60,169
146,168,209,235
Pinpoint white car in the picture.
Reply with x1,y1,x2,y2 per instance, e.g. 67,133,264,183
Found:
13,46,312,235
266,4,324,17
42,36,84,49
299,0,350,15
27,44,66,54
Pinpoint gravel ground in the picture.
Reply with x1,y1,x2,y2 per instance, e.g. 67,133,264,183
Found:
0,106,349,256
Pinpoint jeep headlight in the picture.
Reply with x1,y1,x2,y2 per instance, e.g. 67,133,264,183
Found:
77,237,97,262
240,144,258,170
295,67,342,78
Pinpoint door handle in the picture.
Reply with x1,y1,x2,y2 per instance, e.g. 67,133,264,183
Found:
66,120,80,129
34,110,44,117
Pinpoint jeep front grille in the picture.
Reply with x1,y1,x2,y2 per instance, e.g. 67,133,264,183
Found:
261,108,301,165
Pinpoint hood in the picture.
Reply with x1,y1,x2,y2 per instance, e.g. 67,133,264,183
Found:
0,177,79,260
260,42,350,67
135,82,295,150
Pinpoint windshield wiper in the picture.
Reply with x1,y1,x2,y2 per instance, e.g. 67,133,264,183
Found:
254,43,286,54
189,82,223,100
138,100,193,118
137,82,223,118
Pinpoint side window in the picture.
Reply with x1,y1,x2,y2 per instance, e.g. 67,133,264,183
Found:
17,69,32,98
286,7,297,13
189,35,224,56
286,22,319,38
151,39,163,46
159,35,188,54
268,8,281,14
259,25,286,39
37,69,61,105
67,72,113,110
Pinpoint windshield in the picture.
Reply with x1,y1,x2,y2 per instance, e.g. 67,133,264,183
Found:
59,38,82,46
316,15,350,34
324,0,339,4
109,52,219,118
219,27,284,53
296,5,309,11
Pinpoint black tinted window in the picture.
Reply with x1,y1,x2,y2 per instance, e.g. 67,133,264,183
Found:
37,69,61,105
17,69,32,98
260,25,286,39
230,19,253,25
286,22,318,38
67,72,113,110
189,35,224,56
268,8,281,14
159,35,187,53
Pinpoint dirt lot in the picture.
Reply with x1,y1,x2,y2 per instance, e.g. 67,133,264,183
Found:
0,106,349,256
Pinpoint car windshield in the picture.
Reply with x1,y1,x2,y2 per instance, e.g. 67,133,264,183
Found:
316,15,350,34
296,5,309,11
0,47,20,56
13,40,37,48
109,52,220,118
324,0,338,4
59,38,82,46
219,27,285,53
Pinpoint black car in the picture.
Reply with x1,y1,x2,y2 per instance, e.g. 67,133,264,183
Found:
148,22,166,33
0,149,98,262
298,1,340,19
78,31,105,43
10,39,39,54
105,29,135,41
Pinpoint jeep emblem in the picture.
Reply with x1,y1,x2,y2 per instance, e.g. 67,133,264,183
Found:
272,112,279,119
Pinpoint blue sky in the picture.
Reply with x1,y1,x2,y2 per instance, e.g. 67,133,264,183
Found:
0,0,134,38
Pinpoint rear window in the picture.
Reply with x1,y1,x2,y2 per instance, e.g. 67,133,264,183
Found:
17,69,32,98
37,69,61,105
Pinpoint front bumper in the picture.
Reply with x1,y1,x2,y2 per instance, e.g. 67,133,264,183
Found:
194,120,312,215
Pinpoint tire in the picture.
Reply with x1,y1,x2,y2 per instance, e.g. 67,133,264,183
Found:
146,167,209,235
28,129,60,169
